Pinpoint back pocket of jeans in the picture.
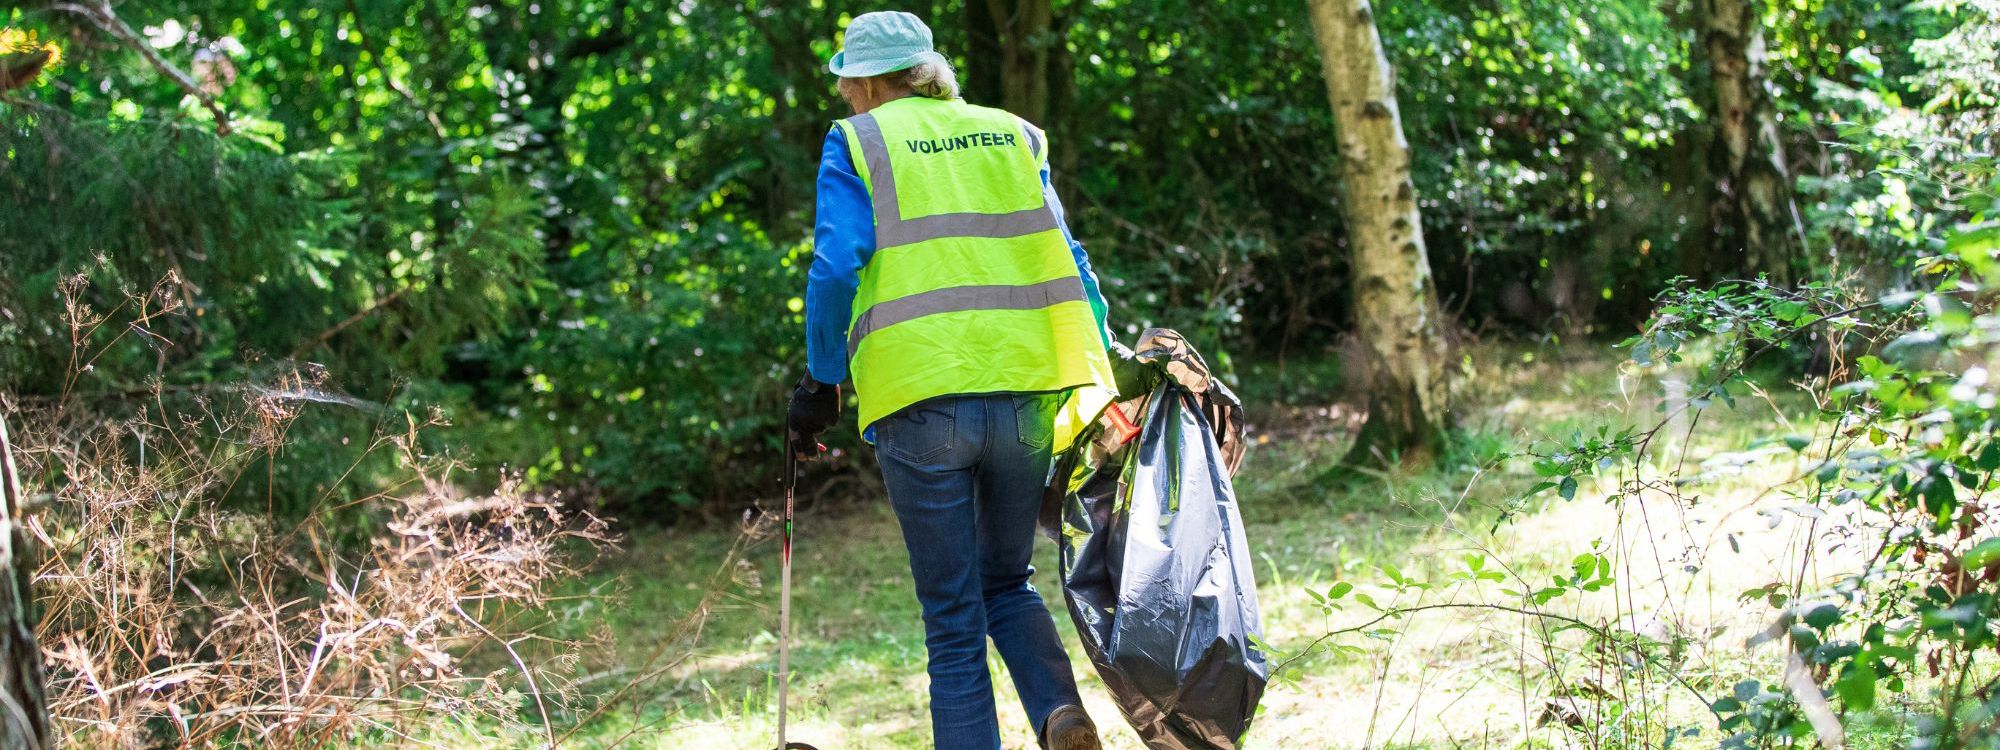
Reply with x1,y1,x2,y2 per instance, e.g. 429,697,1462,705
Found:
882,400,956,463
1015,395,1055,452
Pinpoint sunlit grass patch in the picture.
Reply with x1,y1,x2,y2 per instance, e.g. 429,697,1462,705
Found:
461,342,1918,749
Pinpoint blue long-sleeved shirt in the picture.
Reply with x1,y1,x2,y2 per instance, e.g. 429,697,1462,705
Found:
805,121,1110,385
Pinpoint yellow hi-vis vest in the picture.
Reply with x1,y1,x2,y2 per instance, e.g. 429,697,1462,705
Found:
835,96,1116,451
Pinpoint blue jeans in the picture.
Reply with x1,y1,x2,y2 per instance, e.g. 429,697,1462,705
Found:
875,392,1082,750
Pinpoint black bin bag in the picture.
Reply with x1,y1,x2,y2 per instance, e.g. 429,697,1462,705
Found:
1044,329,1266,749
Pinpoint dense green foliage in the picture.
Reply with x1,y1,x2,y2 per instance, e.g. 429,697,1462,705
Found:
7,1,2000,747
1493,9,2000,741
0,0,1979,517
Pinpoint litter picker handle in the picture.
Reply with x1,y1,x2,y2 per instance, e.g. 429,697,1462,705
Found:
777,439,796,750
1105,402,1141,445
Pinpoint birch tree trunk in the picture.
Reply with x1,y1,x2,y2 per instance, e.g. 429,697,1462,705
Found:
1701,0,1799,285
0,414,49,750
1305,0,1450,462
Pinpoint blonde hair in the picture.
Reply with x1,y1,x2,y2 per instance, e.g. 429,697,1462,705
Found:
893,58,960,100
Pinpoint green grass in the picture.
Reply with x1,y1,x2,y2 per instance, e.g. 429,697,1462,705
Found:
446,343,1934,749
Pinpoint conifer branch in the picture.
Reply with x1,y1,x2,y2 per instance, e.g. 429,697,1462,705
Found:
51,2,233,135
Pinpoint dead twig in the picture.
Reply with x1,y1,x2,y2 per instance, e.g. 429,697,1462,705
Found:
20,272,616,747
453,601,555,750
1277,602,1604,675
288,287,408,360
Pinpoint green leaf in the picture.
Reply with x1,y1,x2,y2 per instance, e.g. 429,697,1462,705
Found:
1571,553,1597,580
1802,603,1842,630
1771,300,1808,323
1965,538,2000,569
1558,476,1578,501
1327,581,1354,600
1945,224,2000,256
1836,660,1877,710
1246,632,1281,660
1379,563,1407,586
1924,474,1960,526
1732,679,1760,702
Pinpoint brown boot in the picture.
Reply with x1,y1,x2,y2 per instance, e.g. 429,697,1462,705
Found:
1041,704,1101,750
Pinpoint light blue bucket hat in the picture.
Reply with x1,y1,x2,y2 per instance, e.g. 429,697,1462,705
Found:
829,11,947,78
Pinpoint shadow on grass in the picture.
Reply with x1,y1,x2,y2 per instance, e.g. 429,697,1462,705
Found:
544,343,1829,749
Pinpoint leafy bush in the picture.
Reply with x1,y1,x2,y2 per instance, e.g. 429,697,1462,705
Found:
1263,5,2000,745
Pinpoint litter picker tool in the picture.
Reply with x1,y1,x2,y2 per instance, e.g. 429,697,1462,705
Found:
774,432,820,750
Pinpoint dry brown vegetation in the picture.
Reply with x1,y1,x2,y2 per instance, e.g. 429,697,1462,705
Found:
5,273,615,748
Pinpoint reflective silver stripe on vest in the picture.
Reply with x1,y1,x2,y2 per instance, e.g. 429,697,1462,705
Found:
847,113,1060,250
877,206,1055,248
847,276,1087,358
1023,125,1044,162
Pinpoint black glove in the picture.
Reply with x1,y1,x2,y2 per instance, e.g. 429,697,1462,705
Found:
787,375,841,456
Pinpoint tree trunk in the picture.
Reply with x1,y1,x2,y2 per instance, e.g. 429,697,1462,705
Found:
1045,5,1078,176
1305,0,1450,464
962,0,1004,106
967,0,1055,124
1701,0,1798,285
1666,123,1724,283
0,414,49,750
